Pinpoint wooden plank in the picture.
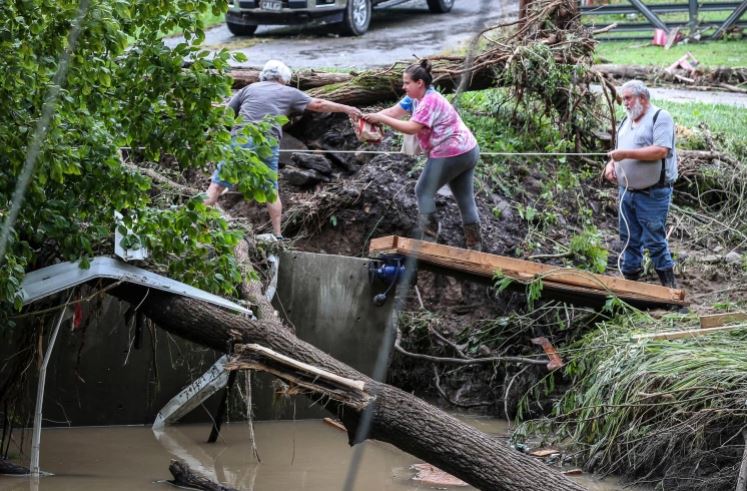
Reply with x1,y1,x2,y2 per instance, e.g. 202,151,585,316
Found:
369,236,686,305
633,323,747,341
699,312,747,329
369,235,398,254
539,277,687,306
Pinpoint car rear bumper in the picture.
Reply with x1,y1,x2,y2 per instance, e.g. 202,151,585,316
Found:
227,1,346,25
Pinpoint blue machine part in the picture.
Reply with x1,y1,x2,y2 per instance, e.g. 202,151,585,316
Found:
374,262,406,283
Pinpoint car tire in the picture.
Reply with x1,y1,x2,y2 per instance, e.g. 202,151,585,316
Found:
426,0,454,13
339,0,371,36
226,18,258,36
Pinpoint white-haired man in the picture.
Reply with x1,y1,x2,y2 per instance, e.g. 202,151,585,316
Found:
604,80,679,288
205,60,362,238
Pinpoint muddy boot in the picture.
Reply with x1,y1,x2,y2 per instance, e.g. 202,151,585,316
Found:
656,268,677,289
414,213,441,242
622,269,642,281
657,268,688,313
463,223,482,251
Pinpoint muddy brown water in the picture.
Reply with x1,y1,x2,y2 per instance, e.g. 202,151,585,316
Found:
1,418,645,491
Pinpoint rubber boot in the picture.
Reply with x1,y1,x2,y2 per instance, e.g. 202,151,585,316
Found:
414,213,441,242
622,269,642,282
656,268,677,289
657,268,688,313
463,223,482,251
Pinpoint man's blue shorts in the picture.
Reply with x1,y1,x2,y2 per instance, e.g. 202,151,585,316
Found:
211,138,280,190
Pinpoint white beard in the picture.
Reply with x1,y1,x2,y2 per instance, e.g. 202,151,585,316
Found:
625,99,644,121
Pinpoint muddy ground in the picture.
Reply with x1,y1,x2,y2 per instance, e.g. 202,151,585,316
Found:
209,111,616,415
204,107,743,418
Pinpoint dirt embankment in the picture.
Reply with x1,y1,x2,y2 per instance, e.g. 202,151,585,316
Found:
210,104,747,415
213,111,604,413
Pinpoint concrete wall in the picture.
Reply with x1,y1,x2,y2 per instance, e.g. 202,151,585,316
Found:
0,297,222,427
274,250,394,377
3,251,393,425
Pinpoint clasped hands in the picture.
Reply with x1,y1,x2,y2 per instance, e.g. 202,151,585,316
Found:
604,149,632,182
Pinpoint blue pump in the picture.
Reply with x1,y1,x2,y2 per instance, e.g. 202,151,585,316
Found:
368,255,406,306
374,262,406,283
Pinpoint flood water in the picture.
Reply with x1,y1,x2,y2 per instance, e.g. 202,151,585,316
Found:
1,418,642,490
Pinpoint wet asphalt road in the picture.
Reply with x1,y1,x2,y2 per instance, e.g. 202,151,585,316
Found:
168,0,518,68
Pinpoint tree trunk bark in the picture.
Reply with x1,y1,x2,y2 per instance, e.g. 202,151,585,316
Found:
230,69,355,90
593,64,747,91
110,285,585,491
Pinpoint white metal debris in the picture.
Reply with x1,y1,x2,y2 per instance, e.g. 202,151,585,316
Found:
20,256,253,317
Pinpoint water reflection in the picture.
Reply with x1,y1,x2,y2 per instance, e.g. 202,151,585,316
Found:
0,419,644,490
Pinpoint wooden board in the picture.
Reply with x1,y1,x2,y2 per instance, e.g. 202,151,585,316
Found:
699,312,747,329
633,323,747,341
369,236,687,307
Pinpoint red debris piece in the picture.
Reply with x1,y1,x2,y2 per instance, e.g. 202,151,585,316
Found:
531,337,564,370
72,301,84,330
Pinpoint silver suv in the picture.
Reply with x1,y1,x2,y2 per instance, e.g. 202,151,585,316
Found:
225,0,455,37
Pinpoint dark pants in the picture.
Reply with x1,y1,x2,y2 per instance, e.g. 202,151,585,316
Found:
415,145,480,225
619,185,674,274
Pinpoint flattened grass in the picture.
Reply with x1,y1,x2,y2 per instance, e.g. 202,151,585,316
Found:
595,39,747,67
518,313,747,489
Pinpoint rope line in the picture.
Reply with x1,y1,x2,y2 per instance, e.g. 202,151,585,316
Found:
278,148,609,156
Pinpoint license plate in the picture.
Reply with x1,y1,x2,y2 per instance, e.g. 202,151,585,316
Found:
260,0,282,10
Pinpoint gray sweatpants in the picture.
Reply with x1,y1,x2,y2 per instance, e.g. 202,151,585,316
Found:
415,145,480,225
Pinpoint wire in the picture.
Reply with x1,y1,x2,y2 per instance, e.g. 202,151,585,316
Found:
277,148,609,157
616,162,632,276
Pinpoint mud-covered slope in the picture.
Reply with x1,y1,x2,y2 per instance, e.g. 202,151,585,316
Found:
210,110,747,419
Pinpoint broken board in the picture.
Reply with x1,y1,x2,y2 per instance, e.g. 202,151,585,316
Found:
369,236,687,308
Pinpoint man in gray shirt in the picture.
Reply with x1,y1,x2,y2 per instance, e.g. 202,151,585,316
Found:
604,80,678,288
205,60,361,238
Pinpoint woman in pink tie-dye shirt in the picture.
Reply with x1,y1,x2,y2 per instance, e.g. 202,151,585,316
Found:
363,60,482,250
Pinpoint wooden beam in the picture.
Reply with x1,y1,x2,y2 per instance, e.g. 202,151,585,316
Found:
226,344,373,410
369,236,687,306
228,344,367,392
699,312,747,329
633,323,747,341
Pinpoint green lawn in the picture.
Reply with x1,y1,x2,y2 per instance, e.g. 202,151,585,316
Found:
595,39,747,67
652,99,747,155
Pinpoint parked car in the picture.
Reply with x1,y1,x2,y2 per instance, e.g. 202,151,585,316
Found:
225,0,455,37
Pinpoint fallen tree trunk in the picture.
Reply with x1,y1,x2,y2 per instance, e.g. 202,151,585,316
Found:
593,64,747,92
110,284,585,491
230,68,355,90
305,59,495,107
227,61,747,108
